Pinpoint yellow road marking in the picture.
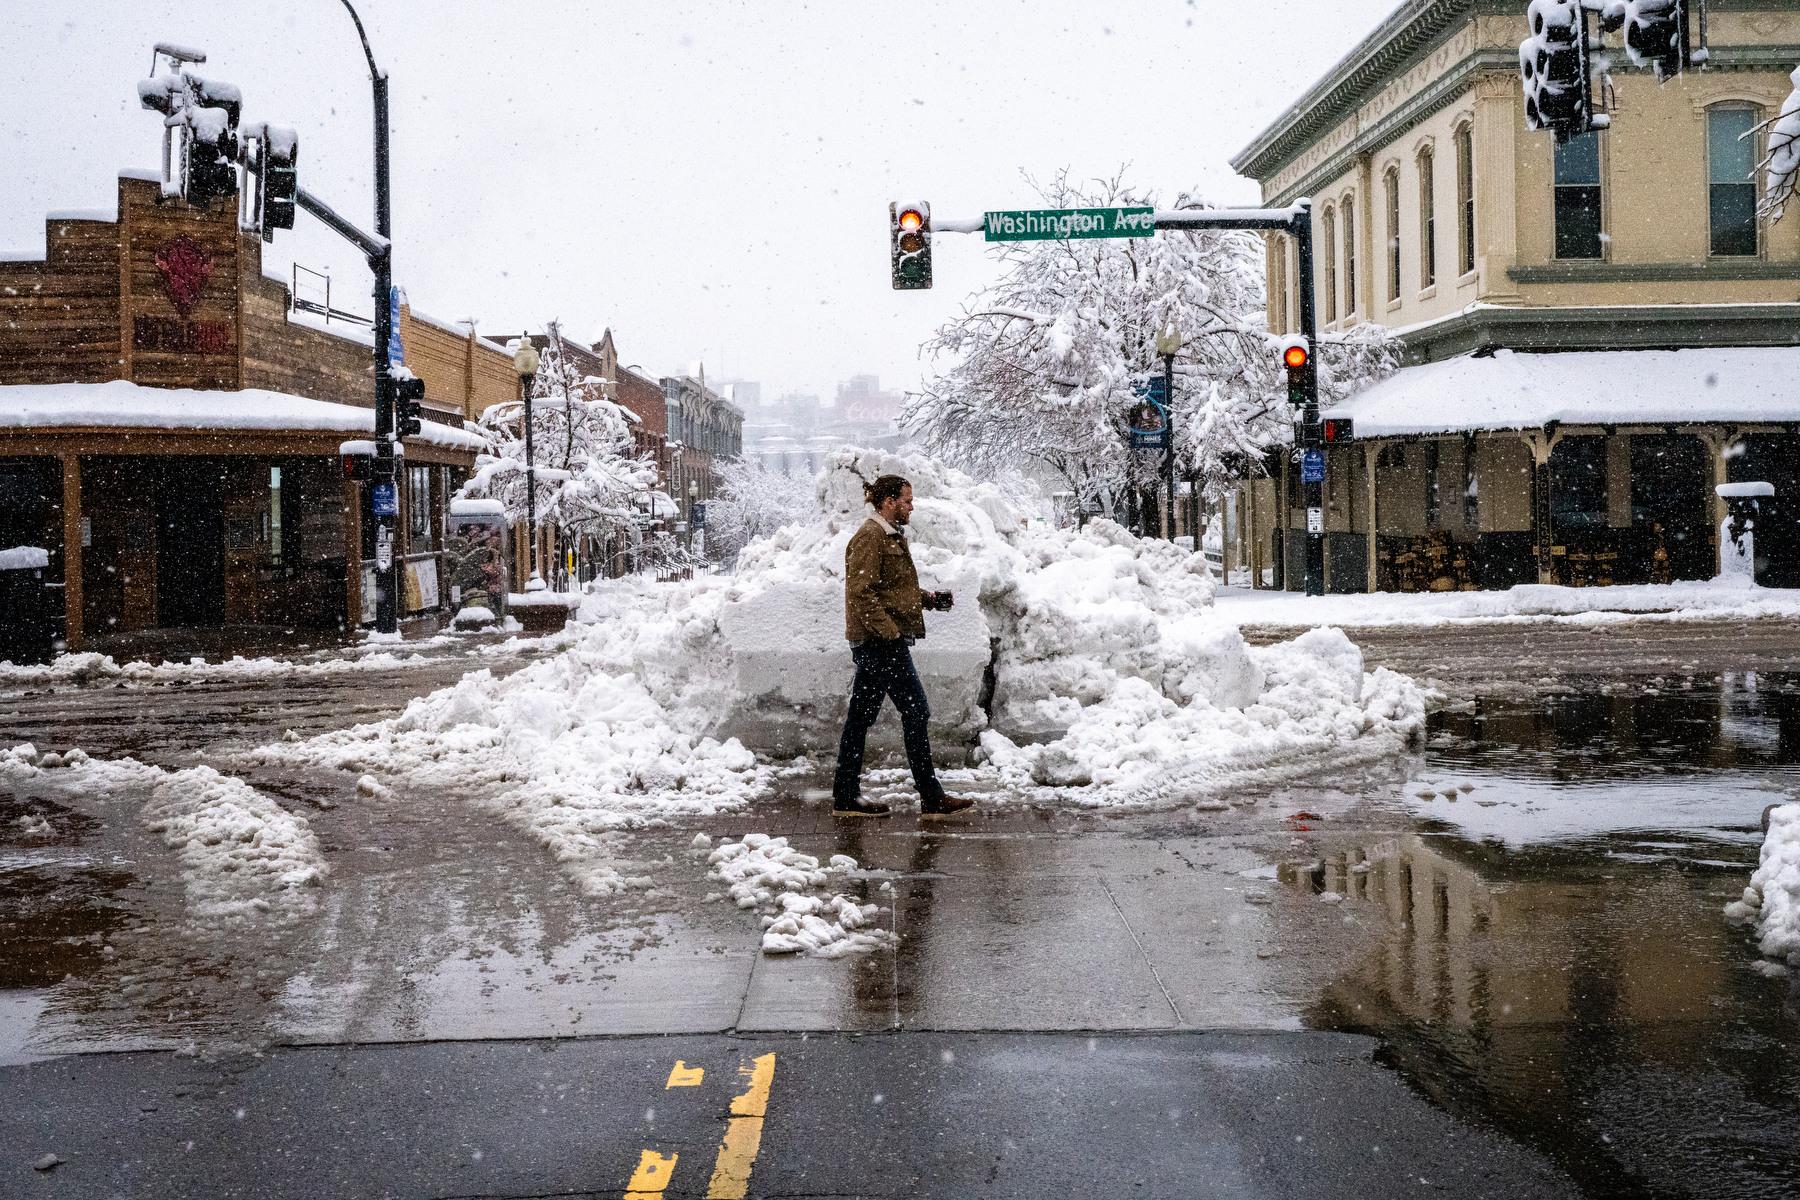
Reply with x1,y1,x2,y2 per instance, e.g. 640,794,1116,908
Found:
624,1149,678,1199
666,1061,705,1088
706,1053,777,1199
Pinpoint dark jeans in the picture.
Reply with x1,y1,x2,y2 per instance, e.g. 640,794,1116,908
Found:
832,639,943,804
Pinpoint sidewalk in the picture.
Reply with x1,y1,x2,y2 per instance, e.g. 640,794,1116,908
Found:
1214,577,1800,629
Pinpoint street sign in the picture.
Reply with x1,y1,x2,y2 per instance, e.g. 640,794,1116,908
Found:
1301,448,1325,484
372,482,398,517
1306,507,1324,534
985,207,1154,243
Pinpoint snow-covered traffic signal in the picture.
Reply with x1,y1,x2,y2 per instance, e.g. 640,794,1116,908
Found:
890,201,932,290
263,128,298,231
1519,0,1605,143
1624,0,1704,79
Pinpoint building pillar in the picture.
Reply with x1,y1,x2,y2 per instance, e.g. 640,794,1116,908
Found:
59,453,83,651
343,479,363,633
1276,452,1291,591
1696,427,1732,538
1365,441,1381,593
1523,431,1558,585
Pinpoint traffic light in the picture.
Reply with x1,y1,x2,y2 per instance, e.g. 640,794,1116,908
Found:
184,77,242,207
890,201,932,290
1519,0,1607,143
263,127,298,231
341,450,372,482
395,377,425,439
1282,342,1310,407
1322,417,1355,444
1624,0,1693,79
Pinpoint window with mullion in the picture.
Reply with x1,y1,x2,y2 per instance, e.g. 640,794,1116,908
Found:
1419,148,1437,288
1553,133,1603,259
1385,169,1401,302
1709,106,1759,258
1455,127,1475,276
1343,196,1358,316
1322,206,1338,324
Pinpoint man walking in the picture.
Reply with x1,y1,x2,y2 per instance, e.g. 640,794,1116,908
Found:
832,474,975,820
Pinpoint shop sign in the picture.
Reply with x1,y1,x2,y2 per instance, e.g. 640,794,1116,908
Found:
133,315,231,354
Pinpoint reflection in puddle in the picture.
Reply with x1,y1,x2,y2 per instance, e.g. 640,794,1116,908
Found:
1301,676,1800,1197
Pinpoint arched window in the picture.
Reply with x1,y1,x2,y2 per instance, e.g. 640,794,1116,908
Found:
1418,147,1437,288
1455,125,1475,275
1342,195,1358,317
1384,167,1401,302
1708,105,1760,257
1321,205,1337,323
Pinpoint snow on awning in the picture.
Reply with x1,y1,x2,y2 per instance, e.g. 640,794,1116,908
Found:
1322,347,1800,439
0,380,486,452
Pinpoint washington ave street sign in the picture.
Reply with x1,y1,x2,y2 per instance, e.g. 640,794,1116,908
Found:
984,207,1154,242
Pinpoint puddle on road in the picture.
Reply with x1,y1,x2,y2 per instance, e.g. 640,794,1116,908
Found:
1298,672,1800,1198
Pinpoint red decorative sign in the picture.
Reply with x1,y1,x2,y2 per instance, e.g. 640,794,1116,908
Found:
154,235,213,317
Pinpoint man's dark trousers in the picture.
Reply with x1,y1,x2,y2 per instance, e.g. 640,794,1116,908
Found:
832,638,943,804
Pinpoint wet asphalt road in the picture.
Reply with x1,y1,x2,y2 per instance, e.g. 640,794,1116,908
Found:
3,1031,1575,1200
5,619,1800,1197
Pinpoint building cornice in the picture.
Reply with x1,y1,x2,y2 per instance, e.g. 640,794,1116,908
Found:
1509,259,1800,283
1399,302,1800,363
1236,0,1800,188
1232,0,1475,181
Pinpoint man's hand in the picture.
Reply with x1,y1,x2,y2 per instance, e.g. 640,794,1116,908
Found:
925,590,955,612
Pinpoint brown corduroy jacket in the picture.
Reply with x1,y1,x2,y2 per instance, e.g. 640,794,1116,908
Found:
843,518,927,643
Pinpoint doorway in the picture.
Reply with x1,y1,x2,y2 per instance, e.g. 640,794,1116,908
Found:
155,461,225,627
1630,435,1712,583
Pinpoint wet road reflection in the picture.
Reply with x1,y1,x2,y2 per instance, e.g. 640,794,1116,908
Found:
1300,674,1800,1199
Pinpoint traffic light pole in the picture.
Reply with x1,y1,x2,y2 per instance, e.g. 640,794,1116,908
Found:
338,0,400,634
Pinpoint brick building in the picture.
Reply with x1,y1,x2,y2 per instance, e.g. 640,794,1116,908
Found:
0,170,485,649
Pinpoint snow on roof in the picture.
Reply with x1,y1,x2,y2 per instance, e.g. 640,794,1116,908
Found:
1323,347,1800,438
0,380,486,452
0,546,49,571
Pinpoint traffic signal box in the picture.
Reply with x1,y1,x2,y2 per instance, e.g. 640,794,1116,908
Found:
263,128,298,231
395,377,425,439
1322,417,1355,443
890,202,932,290
1283,343,1310,408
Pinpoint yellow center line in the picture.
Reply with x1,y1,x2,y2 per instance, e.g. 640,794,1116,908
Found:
624,1149,678,1199
706,1053,777,1199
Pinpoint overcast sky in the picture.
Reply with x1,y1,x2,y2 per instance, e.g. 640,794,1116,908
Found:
2,0,1402,406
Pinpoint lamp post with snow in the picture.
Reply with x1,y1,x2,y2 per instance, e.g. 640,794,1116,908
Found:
1154,326,1182,541
513,339,541,581
688,479,700,554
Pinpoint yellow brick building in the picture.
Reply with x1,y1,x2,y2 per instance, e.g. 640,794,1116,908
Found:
1231,0,1800,592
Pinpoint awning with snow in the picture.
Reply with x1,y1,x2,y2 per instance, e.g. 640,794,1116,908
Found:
0,379,487,452
1322,347,1800,439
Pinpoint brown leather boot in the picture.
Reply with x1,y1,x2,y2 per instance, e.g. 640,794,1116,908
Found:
920,794,975,820
833,795,892,818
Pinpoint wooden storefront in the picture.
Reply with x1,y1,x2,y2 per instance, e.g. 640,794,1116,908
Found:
0,170,480,650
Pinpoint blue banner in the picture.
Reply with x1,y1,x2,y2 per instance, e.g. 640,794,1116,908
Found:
387,286,405,367
1301,448,1325,484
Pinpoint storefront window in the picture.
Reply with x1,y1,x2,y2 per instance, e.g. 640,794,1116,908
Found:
1551,437,1608,529
269,465,284,564
408,465,435,550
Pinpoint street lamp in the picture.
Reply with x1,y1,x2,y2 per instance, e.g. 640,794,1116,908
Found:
513,339,541,582
1154,325,1182,542
688,479,699,553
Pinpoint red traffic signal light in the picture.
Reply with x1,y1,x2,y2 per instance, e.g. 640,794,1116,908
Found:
1283,344,1309,372
1322,417,1355,443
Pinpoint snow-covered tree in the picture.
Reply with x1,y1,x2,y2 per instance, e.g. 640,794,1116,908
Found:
904,169,1397,512
461,322,659,559
706,457,822,562
1759,67,1800,221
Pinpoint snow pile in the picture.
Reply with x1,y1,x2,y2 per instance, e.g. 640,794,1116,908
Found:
1,745,325,919
706,834,892,957
0,649,438,685
0,546,48,571
1725,802,1800,965
248,448,1427,893
246,594,769,896
142,766,328,918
